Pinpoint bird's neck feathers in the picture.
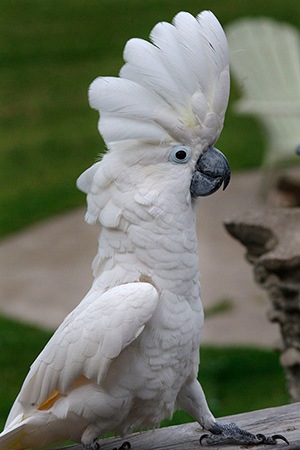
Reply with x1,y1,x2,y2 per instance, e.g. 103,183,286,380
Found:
80,152,199,284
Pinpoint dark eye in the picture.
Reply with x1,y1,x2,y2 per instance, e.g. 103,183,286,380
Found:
168,145,192,164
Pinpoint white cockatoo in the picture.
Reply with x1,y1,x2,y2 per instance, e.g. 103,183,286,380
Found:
0,10,288,450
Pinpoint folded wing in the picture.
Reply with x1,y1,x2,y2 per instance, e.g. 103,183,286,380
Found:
5,282,159,429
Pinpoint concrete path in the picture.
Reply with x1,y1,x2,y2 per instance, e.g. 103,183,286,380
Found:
0,170,280,347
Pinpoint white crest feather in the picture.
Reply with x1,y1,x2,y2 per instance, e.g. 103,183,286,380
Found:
89,10,229,150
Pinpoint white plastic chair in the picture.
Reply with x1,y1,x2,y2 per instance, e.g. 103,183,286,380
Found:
226,18,300,168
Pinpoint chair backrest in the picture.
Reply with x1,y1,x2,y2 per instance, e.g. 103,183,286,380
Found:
226,18,300,167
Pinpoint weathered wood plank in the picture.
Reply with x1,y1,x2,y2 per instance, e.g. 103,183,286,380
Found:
54,402,300,450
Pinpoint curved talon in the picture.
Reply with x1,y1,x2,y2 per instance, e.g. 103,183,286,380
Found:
113,442,131,450
272,434,289,445
199,429,289,446
119,442,131,450
256,433,289,445
256,433,268,443
199,434,210,446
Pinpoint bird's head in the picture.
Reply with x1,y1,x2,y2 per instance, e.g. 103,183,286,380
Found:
115,142,230,199
77,10,231,223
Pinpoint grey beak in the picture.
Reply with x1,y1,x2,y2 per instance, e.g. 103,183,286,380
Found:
190,146,231,197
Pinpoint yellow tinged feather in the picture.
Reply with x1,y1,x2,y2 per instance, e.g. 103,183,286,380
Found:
4,433,26,450
37,375,89,411
37,389,62,411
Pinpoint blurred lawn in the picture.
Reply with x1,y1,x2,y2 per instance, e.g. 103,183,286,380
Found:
0,314,289,431
1,0,300,237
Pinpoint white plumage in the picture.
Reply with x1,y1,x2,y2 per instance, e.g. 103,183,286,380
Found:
0,10,231,450
89,10,229,150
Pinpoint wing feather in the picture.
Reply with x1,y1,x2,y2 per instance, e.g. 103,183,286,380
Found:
5,282,159,428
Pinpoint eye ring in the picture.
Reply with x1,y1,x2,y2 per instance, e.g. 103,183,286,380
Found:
168,145,192,164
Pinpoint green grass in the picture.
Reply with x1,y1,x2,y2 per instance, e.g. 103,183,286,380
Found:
0,314,289,432
1,0,300,238
0,315,51,429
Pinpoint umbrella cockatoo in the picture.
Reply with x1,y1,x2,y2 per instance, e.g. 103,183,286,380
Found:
0,10,288,450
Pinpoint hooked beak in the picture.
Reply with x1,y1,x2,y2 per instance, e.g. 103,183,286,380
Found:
190,146,231,197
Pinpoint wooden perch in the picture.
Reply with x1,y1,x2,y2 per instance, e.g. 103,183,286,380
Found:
53,403,300,450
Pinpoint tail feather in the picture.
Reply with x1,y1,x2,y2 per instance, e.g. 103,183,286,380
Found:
0,417,28,450
0,413,71,450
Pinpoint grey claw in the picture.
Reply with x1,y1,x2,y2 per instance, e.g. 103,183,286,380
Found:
256,433,289,445
113,441,131,450
119,442,131,450
199,423,289,446
272,434,289,445
200,434,209,446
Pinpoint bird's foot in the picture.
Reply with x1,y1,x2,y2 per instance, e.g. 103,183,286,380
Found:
82,439,101,450
83,440,130,450
200,422,289,446
113,441,131,450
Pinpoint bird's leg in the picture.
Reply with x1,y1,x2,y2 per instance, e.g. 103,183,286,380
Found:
200,422,289,446
177,380,289,447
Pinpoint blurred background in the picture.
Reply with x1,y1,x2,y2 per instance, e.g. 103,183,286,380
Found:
1,0,300,433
